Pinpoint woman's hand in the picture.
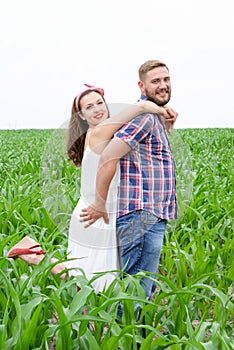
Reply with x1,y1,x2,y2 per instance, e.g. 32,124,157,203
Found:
164,106,178,122
138,100,178,132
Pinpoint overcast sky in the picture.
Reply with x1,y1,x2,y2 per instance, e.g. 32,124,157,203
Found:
1,0,234,129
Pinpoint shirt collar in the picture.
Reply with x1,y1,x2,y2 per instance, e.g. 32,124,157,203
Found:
137,94,147,102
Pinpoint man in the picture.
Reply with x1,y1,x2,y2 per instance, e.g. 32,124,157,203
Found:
81,60,178,301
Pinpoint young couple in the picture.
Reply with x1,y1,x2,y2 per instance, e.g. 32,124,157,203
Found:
7,59,178,301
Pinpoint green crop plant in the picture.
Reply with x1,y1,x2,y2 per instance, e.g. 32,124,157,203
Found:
0,128,233,349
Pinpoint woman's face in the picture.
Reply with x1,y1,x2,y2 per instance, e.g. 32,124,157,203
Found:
79,91,109,128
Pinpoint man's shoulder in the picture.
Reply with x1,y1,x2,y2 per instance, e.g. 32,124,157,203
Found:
119,112,155,130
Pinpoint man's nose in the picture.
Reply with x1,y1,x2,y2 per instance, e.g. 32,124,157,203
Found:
158,80,167,89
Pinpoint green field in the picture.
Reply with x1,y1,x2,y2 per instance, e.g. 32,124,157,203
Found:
0,128,233,349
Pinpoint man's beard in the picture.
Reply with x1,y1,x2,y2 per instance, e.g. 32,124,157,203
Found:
145,88,171,106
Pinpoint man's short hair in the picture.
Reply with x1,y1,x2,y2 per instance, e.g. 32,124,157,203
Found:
138,60,169,81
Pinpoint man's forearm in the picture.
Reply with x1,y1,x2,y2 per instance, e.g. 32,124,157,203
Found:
95,157,118,208
95,138,130,208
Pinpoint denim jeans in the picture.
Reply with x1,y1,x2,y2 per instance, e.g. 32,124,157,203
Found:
116,210,167,300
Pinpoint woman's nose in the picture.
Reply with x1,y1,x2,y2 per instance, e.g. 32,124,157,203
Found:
93,104,102,112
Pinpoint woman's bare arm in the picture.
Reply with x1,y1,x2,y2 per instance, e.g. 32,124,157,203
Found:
89,101,170,149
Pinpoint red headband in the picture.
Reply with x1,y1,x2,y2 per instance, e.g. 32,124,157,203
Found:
75,84,105,112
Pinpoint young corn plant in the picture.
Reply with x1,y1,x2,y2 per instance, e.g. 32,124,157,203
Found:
0,128,233,349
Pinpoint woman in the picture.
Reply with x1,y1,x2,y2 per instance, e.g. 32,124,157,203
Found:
7,84,172,291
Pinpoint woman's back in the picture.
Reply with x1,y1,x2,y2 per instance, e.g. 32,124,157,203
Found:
80,146,119,215
66,146,120,292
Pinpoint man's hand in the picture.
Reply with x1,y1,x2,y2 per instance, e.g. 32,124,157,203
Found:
80,203,109,228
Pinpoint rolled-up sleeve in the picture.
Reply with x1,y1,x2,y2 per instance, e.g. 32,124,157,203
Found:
115,113,154,149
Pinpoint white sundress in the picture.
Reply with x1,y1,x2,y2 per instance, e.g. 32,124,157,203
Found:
65,146,120,292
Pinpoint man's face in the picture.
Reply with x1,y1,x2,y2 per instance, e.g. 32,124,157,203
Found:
138,66,171,106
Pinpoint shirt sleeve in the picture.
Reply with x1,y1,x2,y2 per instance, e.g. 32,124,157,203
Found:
114,113,154,149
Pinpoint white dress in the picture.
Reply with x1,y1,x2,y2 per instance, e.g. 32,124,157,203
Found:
65,146,120,292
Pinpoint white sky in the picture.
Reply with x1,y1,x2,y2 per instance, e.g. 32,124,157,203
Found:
0,0,234,129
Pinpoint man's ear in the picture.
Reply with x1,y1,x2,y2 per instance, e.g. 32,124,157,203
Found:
138,80,145,95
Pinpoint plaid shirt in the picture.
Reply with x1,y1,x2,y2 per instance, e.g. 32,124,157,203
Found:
114,96,177,220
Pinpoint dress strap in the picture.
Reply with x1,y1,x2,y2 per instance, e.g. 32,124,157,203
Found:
84,128,92,150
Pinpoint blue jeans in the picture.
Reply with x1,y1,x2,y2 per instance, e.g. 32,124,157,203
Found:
116,210,166,300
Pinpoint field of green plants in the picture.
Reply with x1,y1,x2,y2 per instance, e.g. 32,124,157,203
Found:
0,128,233,350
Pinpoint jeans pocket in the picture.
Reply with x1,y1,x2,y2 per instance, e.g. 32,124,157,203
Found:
143,212,160,226
116,216,134,247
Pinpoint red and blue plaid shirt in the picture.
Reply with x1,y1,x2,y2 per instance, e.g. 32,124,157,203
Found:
114,97,177,220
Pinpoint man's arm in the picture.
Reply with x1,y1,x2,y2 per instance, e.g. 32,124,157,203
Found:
80,138,131,227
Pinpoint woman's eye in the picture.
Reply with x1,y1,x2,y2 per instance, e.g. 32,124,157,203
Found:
98,101,104,105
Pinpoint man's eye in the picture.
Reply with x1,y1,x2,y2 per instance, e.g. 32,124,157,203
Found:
98,101,104,105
